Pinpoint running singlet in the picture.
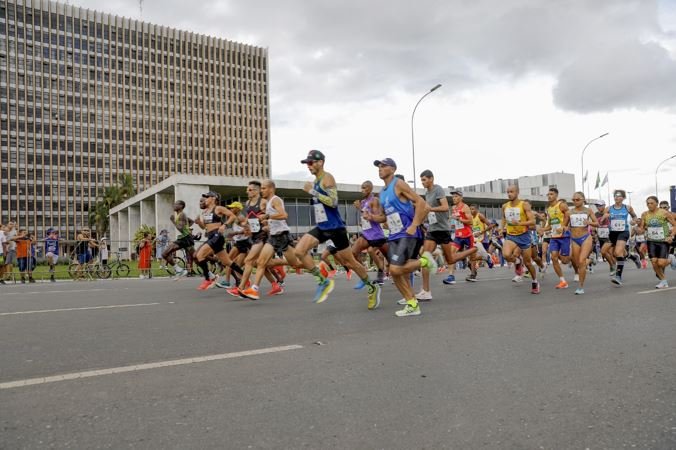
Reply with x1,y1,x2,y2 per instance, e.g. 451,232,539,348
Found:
452,203,472,238
174,212,192,238
245,197,264,234
595,211,610,239
380,179,421,241
231,215,249,242
202,208,219,226
472,215,486,242
503,200,528,236
360,195,385,241
547,202,566,238
644,210,670,242
45,238,59,255
609,204,630,232
266,195,290,235
569,211,588,228
311,176,345,230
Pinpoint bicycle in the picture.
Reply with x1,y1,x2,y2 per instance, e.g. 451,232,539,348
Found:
97,252,131,279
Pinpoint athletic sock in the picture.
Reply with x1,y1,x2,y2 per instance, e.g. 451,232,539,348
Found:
327,263,336,271
198,260,210,280
311,267,325,283
616,257,625,277
230,262,243,275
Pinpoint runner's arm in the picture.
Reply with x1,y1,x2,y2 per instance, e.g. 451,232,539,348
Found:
587,208,598,227
304,175,338,207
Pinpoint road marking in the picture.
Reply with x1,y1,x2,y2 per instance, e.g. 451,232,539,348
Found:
0,345,304,390
0,302,163,316
637,286,676,295
2,288,123,296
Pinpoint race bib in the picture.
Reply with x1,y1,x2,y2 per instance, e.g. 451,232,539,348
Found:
313,203,328,223
570,214,587,228
427,212,438,225
597,227,609,239
550,219,563,237
610,220,625,232
248,218,261,233
505,207,521,224
635,234,646,243
647,227,665,241
361,217,372,231
386,212,404,234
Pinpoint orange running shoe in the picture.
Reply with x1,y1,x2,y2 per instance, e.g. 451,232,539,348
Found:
197,279,214,290
240,287,260,300
555,280,569,289
267,283,284,296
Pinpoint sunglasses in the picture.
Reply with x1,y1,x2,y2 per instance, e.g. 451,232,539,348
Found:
305,161,317,166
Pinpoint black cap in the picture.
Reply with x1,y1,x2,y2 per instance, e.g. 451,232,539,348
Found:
373,158,397,169
202,191,220,200
300,150,326,164
450,189,463,196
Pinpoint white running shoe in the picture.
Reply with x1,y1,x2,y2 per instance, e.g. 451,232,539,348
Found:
655,280,669,289
512,275,523,283
415,289,432,301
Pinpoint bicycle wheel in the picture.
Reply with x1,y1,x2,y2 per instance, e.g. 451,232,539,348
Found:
97,264,112,279
115,263,131,278
68,263,81,280
165,257,186,276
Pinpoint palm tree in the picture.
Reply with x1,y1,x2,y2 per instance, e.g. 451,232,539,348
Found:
89,174,136,236
118,174,136,201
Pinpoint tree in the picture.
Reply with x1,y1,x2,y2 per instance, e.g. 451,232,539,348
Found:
88,173,136,237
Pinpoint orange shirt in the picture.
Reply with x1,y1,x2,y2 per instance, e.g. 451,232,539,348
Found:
16,238,31,258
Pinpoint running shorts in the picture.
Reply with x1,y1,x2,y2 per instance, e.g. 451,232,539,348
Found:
549,236,571,256
269,231,293,254
366,237,387,249
609,231,630,246
424,230,453,245
251,231,268,246
647,241,669,259
387,237,423,266
234,239,252,254
205,230,226,254
452,235,475,251
308,227,350,251
174,235,195,250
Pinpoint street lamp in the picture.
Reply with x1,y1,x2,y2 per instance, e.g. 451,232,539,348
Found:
655,154,676,196
580,132,609,198
411,84,442,190
627,191,633,207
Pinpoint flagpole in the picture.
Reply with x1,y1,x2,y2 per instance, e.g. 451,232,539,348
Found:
606,173,611,205
580,132,609,198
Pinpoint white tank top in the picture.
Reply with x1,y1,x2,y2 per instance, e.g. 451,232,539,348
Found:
266,195,290,235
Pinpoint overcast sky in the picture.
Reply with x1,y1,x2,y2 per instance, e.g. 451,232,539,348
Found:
74,0,676,212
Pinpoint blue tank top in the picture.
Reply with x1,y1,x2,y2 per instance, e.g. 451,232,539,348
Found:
380,179,421,241
45,238,59,255
312,177,345,230
608,204,629,232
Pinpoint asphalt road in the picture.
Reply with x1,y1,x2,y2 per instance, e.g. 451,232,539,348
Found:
1,265,676,449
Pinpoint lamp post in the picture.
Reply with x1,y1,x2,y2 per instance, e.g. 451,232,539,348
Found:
655,154,676,196
411,84,442,190
580,132,609,198
627,191,633,207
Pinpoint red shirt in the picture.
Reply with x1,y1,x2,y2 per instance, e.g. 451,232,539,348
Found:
452,203,472,238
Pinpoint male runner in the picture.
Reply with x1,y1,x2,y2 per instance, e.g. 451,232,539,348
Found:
593,200,615,275
372,158,432,317
500,185,540,294
162,200,196,278
215,201,251,288
351,181,388,288
293,150,381,308
470,204,495,279
603,189,639,286
449,190,479,281
543,188,572,289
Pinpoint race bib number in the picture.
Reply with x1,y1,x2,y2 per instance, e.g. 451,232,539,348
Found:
635,234,646,243
610,220,625,232
313,203,328,223
427,212,438,225
570,214,587,228
646,227,665,241
386,212,404,234
597,227,609,239
361,217,372,231
248,218,261,233
550,219,563,237
505,208,521,225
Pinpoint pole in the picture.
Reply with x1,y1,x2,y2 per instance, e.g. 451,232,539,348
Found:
580,132,609,198
655,154,676,197
411,84,442,191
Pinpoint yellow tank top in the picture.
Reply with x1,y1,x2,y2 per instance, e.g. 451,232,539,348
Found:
503,200,528,235
547,201,565,238
472,215,486,241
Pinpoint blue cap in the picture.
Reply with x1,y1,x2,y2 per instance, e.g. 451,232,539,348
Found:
373,158,397,169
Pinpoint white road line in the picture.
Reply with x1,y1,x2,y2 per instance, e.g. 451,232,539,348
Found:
2,288,123,296
636,286,676,295
0,344,304,390
0,302,163,316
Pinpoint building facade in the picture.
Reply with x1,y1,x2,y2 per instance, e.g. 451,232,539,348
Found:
458,172,576,201
0,0,270,238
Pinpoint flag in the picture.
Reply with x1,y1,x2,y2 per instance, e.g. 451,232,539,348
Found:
601,173,608,187
594,172,601,189
583,171,588,183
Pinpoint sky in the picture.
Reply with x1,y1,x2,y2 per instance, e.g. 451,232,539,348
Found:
72,0,676,213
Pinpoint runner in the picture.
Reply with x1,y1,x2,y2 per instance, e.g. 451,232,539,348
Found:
660,200,676,256
193,191,244,290
450,189,479,281
239,180,303,300
500,185,540,294
293,150,381,308
351,181,388,288
543,188,572,289
568,192,598,294
593,200,616,275
604,189,639,286
372,158,432,317
215,201,250,289
162,200,196,278
470,204,495,279
637,196,676,288
44,229,60,282
418,170,453,298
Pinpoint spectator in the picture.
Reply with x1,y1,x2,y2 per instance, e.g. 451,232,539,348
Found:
100,238,109,266
75,228,97,268
44,229,60,283
14,229,35,284
138,232,152,279
0,223,6,284
156,229,169,269
3,221,17,282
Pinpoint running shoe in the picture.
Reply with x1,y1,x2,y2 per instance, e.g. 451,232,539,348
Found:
395,301,421,317
655,280,669,289
531,281,540,294
555,280,569,289
173,267,188,279
609,265,617,277
415,289,433,301
515,262,524,276
375,273,386,285
206,275,220,289
574,288,585,295
241,287,260,300
267,283,284,296
630,255,641,269
436,266,446,274
353,279,367,290
197,279,214,290
420,251,438,272
670,255,676,270
465,273,478,282
512,275,523,283
367,283,381,310
274,266,287,284
611,276,623,286
486,256,494,269
225,286,242,297
215,279,232,289
313,279,335,303
442,274,456,285
346,270,352,281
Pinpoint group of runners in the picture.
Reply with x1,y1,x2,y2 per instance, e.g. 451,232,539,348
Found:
158,150,676,317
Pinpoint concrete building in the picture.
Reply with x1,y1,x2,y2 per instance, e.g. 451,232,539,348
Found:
0,0,269,238
459,172,576,201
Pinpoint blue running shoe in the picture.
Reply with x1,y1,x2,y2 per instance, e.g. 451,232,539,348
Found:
443,274,456,285
353,279,367,290
486,256,494,269
313,279,335,303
